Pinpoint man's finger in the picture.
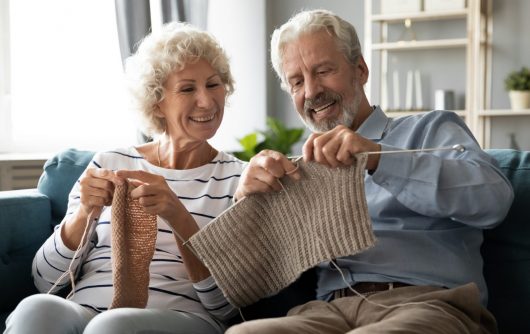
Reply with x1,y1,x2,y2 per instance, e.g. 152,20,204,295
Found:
258,150,301,180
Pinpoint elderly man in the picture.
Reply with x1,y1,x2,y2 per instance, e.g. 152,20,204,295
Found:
228,9,513,334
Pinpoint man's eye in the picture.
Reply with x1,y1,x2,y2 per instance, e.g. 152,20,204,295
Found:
292,80,302,87
317,69,330,75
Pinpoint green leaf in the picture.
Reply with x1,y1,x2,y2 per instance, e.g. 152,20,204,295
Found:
238,133,259,153
505,67,530,91
231,116,305,159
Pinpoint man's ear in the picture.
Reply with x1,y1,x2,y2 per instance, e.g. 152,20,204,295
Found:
356,56,369,85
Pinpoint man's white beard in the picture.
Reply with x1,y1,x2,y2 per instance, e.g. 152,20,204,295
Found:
301,84,362,133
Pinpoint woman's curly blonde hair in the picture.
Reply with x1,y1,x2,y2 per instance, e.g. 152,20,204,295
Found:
125,22,234,136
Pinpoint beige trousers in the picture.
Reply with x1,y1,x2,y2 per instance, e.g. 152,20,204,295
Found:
226,283,497,334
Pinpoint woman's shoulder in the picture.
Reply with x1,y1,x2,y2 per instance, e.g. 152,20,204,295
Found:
91,146,144,169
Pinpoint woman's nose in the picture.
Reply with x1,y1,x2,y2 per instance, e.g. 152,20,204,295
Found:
196,88,214,109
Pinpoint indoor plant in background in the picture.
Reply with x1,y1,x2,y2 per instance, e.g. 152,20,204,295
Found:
505,66,530,110
233,117,304,161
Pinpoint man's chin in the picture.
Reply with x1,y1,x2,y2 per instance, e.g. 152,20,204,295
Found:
305,118,340,133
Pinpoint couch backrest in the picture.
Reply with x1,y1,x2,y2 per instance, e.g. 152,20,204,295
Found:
482,149,530,334
37,148,95,227
35,148,530,332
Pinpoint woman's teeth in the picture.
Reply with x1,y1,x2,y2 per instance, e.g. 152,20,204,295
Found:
313,101,335,113
190,114,215,122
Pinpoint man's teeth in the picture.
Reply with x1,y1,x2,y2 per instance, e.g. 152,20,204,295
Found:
190,114,215,122
313,101,335,112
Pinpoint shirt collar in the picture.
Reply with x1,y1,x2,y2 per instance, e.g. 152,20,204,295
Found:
356,105,389,141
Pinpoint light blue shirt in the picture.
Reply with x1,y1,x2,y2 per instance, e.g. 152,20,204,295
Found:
316,107,514,305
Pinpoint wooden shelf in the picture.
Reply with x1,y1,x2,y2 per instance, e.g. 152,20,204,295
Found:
365,0,495,148
478,109,530,116
372,38,468,51
372,9,469,23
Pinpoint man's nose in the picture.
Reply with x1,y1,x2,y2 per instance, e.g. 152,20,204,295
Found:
304,76,323,100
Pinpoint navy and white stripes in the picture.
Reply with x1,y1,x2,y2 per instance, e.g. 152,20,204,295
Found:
32,147,245,328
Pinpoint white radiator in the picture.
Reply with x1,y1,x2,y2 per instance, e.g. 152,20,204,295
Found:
0,156,48,191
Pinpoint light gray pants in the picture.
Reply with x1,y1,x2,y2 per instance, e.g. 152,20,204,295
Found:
227,283,497,334
4,294,221,334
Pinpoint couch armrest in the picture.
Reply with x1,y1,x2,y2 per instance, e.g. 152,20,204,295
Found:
0,189,53,312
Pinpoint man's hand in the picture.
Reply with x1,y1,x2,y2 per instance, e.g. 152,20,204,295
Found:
234,150,301,201
303,125,381,171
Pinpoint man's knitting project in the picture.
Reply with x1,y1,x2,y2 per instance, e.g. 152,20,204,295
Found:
189,154,375,308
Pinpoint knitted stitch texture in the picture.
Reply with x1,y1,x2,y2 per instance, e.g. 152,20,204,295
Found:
110,181,158,309
189,154,375,308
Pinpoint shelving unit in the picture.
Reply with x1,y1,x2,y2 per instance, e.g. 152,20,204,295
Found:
479,109,530,148
364,0,493,147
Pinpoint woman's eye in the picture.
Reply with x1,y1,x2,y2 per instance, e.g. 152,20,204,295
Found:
180,87,194,93
207,82,221,88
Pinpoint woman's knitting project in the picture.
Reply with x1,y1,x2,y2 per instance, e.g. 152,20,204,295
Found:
110,181,158,308
189,154,375,308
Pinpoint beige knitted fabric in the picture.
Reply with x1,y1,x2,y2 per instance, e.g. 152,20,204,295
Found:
189,154,375,308
110,181,158,309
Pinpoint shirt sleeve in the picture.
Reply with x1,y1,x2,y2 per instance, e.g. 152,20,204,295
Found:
193,275,238,322
32,155,101,293
371,111,514,228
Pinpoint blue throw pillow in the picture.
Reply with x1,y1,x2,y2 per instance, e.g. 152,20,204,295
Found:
37,148,95,227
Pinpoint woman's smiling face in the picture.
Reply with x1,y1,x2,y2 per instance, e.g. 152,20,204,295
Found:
157,58,226,144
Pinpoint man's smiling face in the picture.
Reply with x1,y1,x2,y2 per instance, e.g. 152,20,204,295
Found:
282,29,363,132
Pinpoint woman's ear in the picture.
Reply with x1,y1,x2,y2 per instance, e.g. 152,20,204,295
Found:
154,104,165,118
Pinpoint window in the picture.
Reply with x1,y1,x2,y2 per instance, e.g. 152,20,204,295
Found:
2,0,136,153
1,0,267,154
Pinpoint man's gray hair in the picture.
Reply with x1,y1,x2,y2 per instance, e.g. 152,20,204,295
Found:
270,9,362,91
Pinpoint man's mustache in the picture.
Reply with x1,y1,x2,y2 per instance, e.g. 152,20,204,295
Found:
304,91,342,112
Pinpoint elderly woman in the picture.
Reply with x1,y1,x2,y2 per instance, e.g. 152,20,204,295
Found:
5,22,245,334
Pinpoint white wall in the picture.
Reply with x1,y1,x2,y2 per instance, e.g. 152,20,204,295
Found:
207,0,267,152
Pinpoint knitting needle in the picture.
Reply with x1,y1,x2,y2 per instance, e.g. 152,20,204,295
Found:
289,144,465,162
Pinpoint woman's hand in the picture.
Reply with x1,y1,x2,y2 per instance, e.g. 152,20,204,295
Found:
303,125,381,171
63,168,123,250
116,169,210,282
234,149,301,201
115,170,184,221
78,168,124,217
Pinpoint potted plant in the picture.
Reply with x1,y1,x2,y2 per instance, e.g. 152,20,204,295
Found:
232,117,304,161
504,66,530,110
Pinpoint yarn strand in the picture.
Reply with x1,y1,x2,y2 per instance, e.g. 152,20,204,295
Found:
47,207,101,297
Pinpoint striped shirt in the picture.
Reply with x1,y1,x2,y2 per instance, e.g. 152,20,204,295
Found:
32,147,246,330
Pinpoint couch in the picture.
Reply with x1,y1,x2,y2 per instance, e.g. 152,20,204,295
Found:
0,148,528,333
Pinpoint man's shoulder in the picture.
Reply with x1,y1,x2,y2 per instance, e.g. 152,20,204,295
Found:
392,110,464,127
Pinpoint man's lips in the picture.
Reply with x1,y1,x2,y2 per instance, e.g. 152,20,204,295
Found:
312,101,336,113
